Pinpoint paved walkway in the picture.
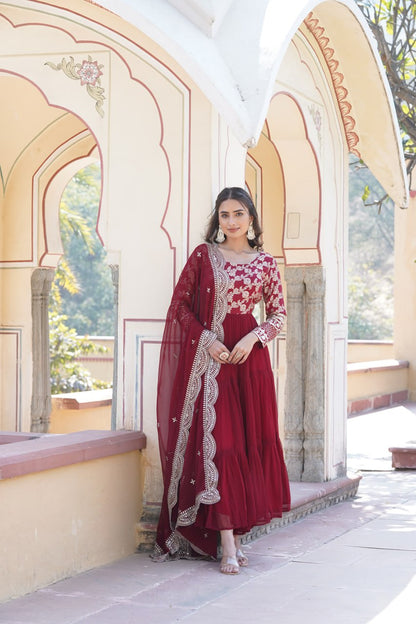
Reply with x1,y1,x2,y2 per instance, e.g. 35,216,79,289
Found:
1,403,416,624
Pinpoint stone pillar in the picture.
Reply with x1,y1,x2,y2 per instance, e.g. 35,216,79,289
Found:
302,267,325,482
284,267,306,481
31,268,55,433
109,264,119,430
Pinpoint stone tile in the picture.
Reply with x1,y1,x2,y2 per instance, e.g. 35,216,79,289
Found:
293,543,368,566
336,516,416,551
78,603,193,624
129,563,259,609
0,592,113,624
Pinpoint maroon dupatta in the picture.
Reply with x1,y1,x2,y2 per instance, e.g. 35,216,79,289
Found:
153,243,229,560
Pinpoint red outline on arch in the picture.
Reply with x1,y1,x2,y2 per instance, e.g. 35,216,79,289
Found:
39,139,98,268
246,147,285,263
0,68,104,263
268,91,322,266
0,7,193,280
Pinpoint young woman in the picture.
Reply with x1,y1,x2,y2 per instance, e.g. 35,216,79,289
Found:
152,187,290,574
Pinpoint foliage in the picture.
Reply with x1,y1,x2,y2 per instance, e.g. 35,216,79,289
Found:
57,164,115,336
347,1,415,338
49,162,113,393
348,157,394,339
49,309,109,394
356,0,416,180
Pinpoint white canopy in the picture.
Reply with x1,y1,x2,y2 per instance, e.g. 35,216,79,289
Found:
96,0,408,207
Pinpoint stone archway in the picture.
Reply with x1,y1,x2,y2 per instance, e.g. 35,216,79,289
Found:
0,70,108,432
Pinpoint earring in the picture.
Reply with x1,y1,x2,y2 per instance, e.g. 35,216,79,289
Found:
247,223,255,241
215,226,225,243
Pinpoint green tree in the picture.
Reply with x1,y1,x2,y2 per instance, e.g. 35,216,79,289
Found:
348,158,394,339
49,162,113,393
57,164,115,336
348,1,416,339
356,0,416,179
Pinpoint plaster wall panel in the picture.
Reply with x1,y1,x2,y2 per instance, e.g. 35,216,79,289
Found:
0,328,22,431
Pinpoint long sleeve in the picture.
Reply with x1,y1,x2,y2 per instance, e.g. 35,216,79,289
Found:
252,256,286,345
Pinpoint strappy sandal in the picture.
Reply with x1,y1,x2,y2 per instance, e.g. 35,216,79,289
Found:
236,548,249,567
220,555,240,575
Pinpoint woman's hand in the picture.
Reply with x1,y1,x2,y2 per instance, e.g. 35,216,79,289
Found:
208,340,231,364
228,332,259,365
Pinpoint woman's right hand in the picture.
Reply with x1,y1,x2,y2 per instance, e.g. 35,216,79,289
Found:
208,340,230,364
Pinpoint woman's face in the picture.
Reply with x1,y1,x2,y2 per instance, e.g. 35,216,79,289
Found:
218,199,252,241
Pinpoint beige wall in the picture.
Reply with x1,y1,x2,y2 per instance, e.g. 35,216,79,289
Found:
49,402,111,433
0,451,143,603
347,341,394,363
394,196,416,401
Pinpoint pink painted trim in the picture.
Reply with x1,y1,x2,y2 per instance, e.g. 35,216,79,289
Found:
122,318,165,426
247,144,283,259
0,329,21,429
0,68,104,264
271,92,322,267
0,429,146,480
304,12,360,158
140,339,162,430
39,137,98,266
0,9,189,267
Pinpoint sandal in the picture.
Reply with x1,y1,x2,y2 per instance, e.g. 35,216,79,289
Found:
236,548,249,567
220,555,240,575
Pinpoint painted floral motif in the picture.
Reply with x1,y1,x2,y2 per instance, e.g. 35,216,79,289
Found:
77,59,103,86
45,55,105,117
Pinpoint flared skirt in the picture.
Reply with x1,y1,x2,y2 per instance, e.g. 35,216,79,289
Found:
197,312,291,535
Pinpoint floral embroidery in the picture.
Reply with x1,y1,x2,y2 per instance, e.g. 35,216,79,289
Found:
224,253,286,344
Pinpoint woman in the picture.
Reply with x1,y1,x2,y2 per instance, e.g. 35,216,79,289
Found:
152,187,291,574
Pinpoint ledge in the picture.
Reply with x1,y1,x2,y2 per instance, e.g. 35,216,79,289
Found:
347,359,409,374
136,473,362,552
0,429,146,480
52,389,112,410
389,443,416,469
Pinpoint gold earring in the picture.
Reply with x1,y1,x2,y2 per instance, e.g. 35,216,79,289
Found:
215,226,225,243
247,223,255,241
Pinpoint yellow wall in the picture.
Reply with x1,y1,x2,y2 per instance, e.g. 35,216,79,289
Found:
49,402,111,433
394,197,416,401
347,367,408,401
0,451,143,603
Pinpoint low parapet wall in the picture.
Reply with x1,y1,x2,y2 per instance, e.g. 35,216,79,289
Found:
0,429,146,603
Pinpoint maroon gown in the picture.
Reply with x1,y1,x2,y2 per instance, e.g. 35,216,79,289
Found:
152,242,290,561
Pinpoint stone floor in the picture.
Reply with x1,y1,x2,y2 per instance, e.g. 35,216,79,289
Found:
1,402,416,624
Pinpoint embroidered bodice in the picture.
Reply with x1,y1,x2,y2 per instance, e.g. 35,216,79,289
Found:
224,252,286,344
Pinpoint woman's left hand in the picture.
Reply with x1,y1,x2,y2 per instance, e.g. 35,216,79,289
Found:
228,332,259,365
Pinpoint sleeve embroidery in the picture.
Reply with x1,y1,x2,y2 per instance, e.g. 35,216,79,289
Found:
252,256,286,346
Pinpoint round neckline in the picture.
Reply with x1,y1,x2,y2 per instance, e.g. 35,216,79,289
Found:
222,251,262,267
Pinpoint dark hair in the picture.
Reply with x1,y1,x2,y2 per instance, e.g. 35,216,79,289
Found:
204,187,263,249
